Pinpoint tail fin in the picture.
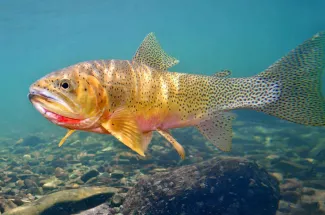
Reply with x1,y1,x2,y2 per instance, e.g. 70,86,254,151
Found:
255,32,325,126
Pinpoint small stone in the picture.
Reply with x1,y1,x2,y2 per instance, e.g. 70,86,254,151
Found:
102,146,114,152
23,154,32,160
16,138,23,144
41,177,63,190
85,177,98,184
42,182,58,190
277,200,292,213
81,169,99,183
270,172,283,182
51,158,67,168
64,154,73,160
7,182,16,188
28,187,43,195
15,180,24,188
20,135,43,146
303,180,325,189
111,170,124,179
110,193,125,207
65,183,78,189
266,154,280,160
120,177,128,185
45,155,54,162
116,159,130,164
273,160,309,173
0,199,17,212
24,179,37,188
281,191,300,203
28,160,40,166
55,167,68,179
17,173,39,180
153,168,168,172
23,170,33,175
280,178,302,192
302,187,316,195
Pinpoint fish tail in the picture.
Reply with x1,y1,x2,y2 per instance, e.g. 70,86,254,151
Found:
252,32,325,126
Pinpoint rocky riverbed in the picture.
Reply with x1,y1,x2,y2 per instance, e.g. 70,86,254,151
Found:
0,118,324,214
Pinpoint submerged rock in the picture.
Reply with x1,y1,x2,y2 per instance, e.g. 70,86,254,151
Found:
3,186,118,215
22,136,43,146
41,177,63,190
110,170,124,179
122,156,280,215
81,169,99,183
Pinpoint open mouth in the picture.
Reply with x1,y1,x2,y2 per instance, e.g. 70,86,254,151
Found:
28,89,82,124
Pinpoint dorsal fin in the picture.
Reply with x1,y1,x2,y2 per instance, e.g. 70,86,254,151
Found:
132,32,179,70
213,70,231,78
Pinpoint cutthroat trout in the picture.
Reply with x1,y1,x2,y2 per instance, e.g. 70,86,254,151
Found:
28,32,325,159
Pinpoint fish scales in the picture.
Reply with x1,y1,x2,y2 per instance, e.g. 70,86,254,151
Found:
28,32,325,158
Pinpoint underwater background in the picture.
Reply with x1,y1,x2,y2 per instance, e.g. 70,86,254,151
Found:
1,0,325,214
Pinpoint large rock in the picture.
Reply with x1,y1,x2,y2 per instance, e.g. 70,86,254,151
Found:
122,156,280,215
3,186,118,215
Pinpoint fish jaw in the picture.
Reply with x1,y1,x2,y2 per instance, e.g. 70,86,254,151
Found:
28,88,99,130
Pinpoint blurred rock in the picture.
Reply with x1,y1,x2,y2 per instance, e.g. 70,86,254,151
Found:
40,177,63,190
3,187,118,215
122,156,280,215
280,178,302,192
51,158,67,168
110,170,124,179
54,167,68,180
0,199,17,213
273,160,310,174
81,169,99,183
110,193,126,207
19,136,43,147
24,179,37,189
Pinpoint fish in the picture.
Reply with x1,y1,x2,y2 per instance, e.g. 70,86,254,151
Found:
28,32,325,159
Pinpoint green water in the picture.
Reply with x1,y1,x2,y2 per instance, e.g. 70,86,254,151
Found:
1,0,324,137
1,1,325,214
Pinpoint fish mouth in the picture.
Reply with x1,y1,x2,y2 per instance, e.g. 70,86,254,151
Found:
28,88,83,124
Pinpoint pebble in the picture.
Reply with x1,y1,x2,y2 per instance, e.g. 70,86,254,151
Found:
271,172,283,182
41,177,63,190
45,155,54,162
111,170,125,179
81,169,99,183
111,193,124,207
23,154,32,160
54,167,68,179
24,179,37,188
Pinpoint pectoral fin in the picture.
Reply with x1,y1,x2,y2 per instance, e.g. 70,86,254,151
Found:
101,109,151,157
156,129,185,160
196,112,235,152
58,129,76,147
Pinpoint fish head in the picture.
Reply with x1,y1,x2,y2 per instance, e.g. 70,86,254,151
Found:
28,64,109,130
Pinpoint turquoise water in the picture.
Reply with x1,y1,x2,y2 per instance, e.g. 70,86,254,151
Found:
1,0,325,137
1,1,325,214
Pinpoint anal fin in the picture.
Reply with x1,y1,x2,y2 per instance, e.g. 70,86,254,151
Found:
196,112,235,152
157,129,185,159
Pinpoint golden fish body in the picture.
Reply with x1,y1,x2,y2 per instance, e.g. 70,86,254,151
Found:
29,32,325,159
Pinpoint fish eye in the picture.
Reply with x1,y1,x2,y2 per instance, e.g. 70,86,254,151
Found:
60,79,71,90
